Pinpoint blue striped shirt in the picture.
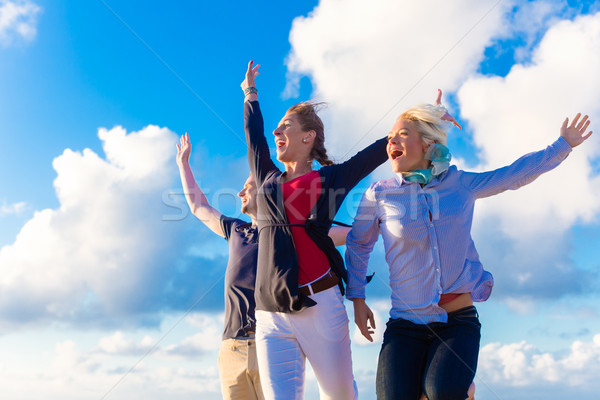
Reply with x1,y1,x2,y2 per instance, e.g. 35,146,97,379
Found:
345,137,572,323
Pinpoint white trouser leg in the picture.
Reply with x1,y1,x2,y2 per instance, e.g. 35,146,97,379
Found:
292,286,357,400
255,286,357,400
256,310,306,400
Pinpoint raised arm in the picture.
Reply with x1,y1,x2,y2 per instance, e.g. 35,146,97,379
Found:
333,137,389,190
241,61,278,185
462,113,592,199
176,133,224,237
241,60,259,102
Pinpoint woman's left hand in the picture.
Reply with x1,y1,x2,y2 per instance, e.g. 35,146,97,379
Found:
241,60,260,99
560,113,593,148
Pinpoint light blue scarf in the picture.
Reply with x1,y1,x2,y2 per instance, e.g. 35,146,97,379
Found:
401,144,451,185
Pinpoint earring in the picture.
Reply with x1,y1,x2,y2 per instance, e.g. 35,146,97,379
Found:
302,138,308,143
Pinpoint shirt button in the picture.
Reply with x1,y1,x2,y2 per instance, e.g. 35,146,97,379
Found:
438,290,442,294
434,246,438,250
436,268,440,272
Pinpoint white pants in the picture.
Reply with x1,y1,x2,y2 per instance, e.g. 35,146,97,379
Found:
255,286,357,400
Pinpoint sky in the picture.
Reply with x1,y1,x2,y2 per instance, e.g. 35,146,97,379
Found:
1,0,600,399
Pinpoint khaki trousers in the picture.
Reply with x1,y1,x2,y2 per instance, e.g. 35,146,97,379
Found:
218,337,264,400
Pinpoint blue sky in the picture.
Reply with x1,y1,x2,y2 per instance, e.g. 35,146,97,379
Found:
1,0,600,399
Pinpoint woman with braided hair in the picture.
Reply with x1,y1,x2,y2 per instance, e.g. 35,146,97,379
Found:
240,60,389,400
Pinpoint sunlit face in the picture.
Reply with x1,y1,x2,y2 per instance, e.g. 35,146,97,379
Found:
237,174,257,217
387,119,430,173
272,112,312,163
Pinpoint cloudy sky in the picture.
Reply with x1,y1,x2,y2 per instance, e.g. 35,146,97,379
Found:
1,0,599,399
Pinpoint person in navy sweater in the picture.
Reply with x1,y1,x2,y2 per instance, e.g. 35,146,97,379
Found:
177,132,264,400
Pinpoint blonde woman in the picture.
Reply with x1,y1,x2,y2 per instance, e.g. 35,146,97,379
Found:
346,95,592,400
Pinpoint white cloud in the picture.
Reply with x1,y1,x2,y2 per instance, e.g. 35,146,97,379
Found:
478,335,600,388
458,12,600,299
284,0,514,157
459,12,600,236
4,324,600,400
0,125,237,329
285,1,600,301
163,314,223,357
0,0,41,45
95,331,156,356
0,315,226,399
0,200,26,216
498,0,570,63
0,125,179,325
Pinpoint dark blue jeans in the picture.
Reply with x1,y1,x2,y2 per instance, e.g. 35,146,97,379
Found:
376,306,481,400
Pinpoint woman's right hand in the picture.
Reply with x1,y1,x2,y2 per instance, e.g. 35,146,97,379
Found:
176,132,191,166
352,298,376,342
241,60,260,100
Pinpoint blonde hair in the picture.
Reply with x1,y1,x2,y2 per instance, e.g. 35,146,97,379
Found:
397,104,449,146
287,101,334,166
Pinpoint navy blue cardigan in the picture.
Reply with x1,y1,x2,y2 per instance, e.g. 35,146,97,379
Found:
244,100,388,313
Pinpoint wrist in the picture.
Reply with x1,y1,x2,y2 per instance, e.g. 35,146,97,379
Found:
351,297,366,303
244,93,258,102
243,86,258,96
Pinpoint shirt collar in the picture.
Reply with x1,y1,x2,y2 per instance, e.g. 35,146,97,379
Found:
394,171,446,188
394,173,409,186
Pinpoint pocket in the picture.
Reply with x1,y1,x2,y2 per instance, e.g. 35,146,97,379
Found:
313,288,350,342
450,313,482,333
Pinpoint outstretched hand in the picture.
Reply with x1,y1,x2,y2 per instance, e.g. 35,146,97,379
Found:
241,60,260,92
435,89,462,130
560,113,593,148
176,132,191,165
352,298,376,342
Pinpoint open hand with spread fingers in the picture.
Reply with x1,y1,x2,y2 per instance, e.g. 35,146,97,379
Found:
435,89,462,130
560,113,593,148
176,132,192,166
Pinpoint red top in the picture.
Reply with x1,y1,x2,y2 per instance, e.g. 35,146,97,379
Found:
281,171,330,285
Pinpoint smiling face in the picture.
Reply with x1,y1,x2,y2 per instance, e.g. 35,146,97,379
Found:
273,112,314,164
237,174,257,218
387,118,430,173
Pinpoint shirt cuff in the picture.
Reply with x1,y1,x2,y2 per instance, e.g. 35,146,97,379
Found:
554,136,573,155
345,287,366,300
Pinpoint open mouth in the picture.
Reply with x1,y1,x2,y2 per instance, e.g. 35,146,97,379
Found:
275,139,286,149
390,149,404,160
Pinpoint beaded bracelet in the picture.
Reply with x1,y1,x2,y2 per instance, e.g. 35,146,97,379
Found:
244,87,258,96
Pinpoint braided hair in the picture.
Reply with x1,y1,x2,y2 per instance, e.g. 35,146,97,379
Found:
287,101,334,166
